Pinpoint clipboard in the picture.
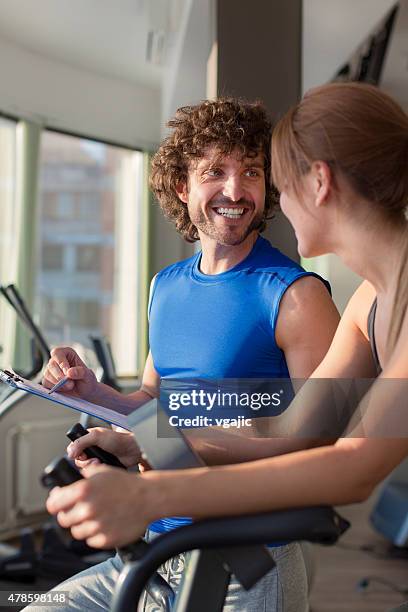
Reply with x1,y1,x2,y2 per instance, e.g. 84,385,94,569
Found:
0,369,130,430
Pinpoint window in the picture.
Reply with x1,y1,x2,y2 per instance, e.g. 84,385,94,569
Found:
0,117,17,372
72,300,100,328
43,192,58,219
77,193,100,220
42,244,64,270
76,245,101,272
57,193,75,219
36,131,144,375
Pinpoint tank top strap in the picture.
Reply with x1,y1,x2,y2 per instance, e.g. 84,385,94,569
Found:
367,297,382,374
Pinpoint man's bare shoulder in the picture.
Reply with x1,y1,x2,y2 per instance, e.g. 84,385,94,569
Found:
280,274,334,312
276,274,339,352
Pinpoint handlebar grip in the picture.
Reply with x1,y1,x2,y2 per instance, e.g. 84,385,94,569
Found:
40,457,83,546
66,423,126,469
41,456,83,488
41,457,174,608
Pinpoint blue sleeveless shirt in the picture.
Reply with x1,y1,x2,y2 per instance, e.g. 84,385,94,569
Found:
148,235,330,534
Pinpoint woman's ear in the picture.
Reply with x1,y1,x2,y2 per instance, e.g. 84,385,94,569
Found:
176,181,188,204
310,161,332,207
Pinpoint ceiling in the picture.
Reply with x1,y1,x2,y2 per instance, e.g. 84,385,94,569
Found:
0,0,404,101
0,0,187,89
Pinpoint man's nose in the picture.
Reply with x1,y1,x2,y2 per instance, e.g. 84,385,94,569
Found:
222,176,245,202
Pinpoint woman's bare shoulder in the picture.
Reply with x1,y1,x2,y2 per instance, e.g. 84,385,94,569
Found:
343,281,376,340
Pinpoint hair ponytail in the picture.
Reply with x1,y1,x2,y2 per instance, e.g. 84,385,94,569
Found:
388,230,408,355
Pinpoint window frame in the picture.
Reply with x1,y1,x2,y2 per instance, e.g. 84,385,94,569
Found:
0,115,151,379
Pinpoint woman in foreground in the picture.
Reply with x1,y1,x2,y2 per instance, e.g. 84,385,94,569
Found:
43,82,408,608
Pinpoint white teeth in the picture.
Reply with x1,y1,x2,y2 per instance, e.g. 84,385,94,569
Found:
216,207,244,218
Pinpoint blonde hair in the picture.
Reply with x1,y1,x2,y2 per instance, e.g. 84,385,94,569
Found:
388,232,408,354
271,82,408,220
272,82,408,354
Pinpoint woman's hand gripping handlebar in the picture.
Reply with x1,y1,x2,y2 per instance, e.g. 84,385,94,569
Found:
40,456,175,609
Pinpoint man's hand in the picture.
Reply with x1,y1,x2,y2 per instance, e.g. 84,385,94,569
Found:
46,464,152,548
67,427,142,469
42,347,99,401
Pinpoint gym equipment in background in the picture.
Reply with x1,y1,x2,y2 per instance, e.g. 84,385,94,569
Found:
0,284,72,539
0,284,50,379
90,335,121,392
371,482,408,548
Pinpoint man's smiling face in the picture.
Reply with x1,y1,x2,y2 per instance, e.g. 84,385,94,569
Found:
177,146,266,246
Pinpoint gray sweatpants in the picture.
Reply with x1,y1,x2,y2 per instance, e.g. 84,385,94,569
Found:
24,540,308,612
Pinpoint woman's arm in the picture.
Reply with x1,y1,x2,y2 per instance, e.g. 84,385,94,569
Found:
46,300,408,548
53,430,407,550
143,304,408,518
146,437,407,521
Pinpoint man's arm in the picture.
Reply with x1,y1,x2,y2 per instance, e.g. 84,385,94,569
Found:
85,350,160,411
43,344,159,413
126,351,160,404
275,275,340,379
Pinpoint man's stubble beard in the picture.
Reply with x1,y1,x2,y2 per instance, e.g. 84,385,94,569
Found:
189,208,265,246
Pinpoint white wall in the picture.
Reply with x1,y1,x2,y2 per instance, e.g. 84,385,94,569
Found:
302,0,397,312
0,35,160,149
161,0,214,133
302,0,397,92
0,16,198,276
381,0,408,109
151,0,214,269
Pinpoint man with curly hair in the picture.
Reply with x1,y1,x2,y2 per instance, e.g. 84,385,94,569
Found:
150,98,276,243
35,98,339,612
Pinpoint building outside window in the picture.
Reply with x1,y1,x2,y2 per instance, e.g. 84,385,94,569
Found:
36,131,144,376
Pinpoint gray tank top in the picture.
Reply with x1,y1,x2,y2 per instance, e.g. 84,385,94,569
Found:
367,298,382,374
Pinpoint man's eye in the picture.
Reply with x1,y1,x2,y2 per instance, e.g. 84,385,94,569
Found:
245,169,260,177
206,168,222,177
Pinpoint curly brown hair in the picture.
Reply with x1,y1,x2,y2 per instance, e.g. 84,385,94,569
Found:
150,98,276,242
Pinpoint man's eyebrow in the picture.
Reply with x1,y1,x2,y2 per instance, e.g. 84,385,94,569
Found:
243,160,265,168
196,159,218,169
196,158,265,170
195,161,224,173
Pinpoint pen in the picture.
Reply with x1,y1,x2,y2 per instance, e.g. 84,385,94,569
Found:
48,376,70,394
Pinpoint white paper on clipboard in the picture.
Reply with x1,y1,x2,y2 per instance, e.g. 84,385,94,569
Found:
0,369,131,430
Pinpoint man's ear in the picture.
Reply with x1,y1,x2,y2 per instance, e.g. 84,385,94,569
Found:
310,161,332,207
175,180,188,204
